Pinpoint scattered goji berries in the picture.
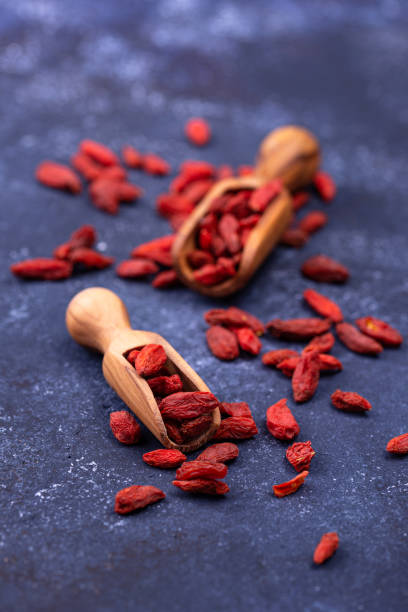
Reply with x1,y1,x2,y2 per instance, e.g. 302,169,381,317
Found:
110,411,141,445
301,255,349,283
116,258,159,279
196,442,239,463
304,332,335,353
206,325,240,361
267,318,331,341
273,470,308,498
298,210,328,235
386,433,408,455
69,248,114,269
185,118,211,146
355,316,403,347
114,485,165,514
204,306,265,335
262,349,299,367
220,402,252,418
159,391,220,421
213,416,258,440
336,322,383,355
122,145,143,168
292,350,320,403
266,399,300,440
80,139,119,166
176,460,228,481
232,327,262,355
331,390,371,412
10,258,73,280
303,289,343,323
142,153,170,176
286,441,315,472
142,449,186,468
173,479,229,495
135,344,168,377
36,161,82,194
280,227,308,248
313,532,339,564
313,171,336,202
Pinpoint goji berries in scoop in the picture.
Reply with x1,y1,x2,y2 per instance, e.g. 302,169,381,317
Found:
135,344,167,377
313,532,339,564
114,485,165,514
147,374,183,397
159,391,220,421
266,399,300,440
212,416,258,440
286,441,315,472
386,433,408,455
273,471,308,498
355,316,402,347
180,413,214,441
142,449,186,468
331,389,371,412
110,411,141,445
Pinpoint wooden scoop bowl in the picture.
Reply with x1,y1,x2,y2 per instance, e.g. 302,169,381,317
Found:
172,125,320,297
66,287,221,452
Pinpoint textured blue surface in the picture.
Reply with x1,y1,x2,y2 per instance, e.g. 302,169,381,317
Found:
1,1,408,611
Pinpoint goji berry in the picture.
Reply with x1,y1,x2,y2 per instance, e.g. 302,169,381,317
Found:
304,332,335,353
280,228,308,248
80,139,119,166
301,255,349,283
267,318,331,340
156,193,195,218
116,182,142,202
314,171,336,202
220,401,252,418
232,327,262,355
386,433,408,455
292,191,310,212
163,419,184,444
89,178,142,214
206,325,239,361
98,166,127,182
224,191,251,218
313,532,339,564
147,374,183,397
122,145,143,168
70,248,114,269
204,307,264,335
176,460,228,481
173,479,229,495
71,151,102,181
298,211,328,235
54,224,97,259
212,416,258,440
303,289,343,323
142,153,170,175
126,349,140,365
196,442,239,463
273,470,308,498
217,164,234,179
116,258,159,278
216,256,236,278
238,165,253,176
159,391,220,421
249,179,282,213
170,213,190,231
262,349,299,367
198,227,213,251
185,118,211,146
179,159,216,179
114,485,165,514
278,353,342,376
142,449,186,468
152,269,180,289
292,350,320,403
218,214,241,254
135,344,167,377
11,258,73,280
180,413,213,441
210,233,227,257
110,411,141,444
239,214,261,229
286,441,315,472
266,398,300,440
36,161,82,194
133,247,173,268
331,389,371,412
187,250,215,269
193,262,231,286
336,322,383,355
355,316,403,347
183,179,214,204
131,235,176,257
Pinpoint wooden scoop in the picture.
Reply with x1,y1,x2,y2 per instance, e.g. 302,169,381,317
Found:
66,287,220,452
172,125,320,297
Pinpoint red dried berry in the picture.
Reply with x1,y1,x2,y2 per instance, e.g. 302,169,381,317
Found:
313,532,339,564
301,255,349,283
386,433,408,455
266,398,300,441
286,441,315,472
131,235,176,257
218,213,241,255
267,318,331,341
176,460,228,481
292,191,310,211
187,250,215,269
238,165,253,176
180,413,213,441
196,442,239,463
11,258,73,281
206,325,240,361
142,153,170,175
303,289,343,323
89,178,142,214
278,353,342,377
114,485,165,514
314,171,336,202
280,228,308,248
336,322,383,355
116,258,159,278
152,269,180,289
273,470,308,498
217,164,234,179
220,402,252,418
212,416,258,440
164,419,184,445
183,179,214,204
147,374,183,397
70,248,114,269
80,140,119,166
110,411,141,444
355,316,402,347
292,350,320,403
122,145,143,168
262,349,299,367
135,344,167,377
185,118,211,146
142,449,186,468
193,262,231,286
159,391,220,421
98,166,127,182
71,151,102,181
126,349,140,366
304,332,335,353
298,211,328,235
156,193,194,218
331,389,372,412
173,479,229,495
233,327,262,355
239,214,261,229
204,307,264,335
249,179,282,212
36,161,82,194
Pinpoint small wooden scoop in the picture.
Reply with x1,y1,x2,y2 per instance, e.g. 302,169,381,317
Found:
66,287,221,452
172,125,320,297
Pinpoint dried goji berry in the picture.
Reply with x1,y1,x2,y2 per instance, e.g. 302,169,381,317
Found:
278,354,342,376
238,165,253,176
262,349,299,367
176,460,228,481
152,269,180,289
249,179,282,212
276,357,300,377
266,398,300,440
355,316,403,347
314,171,336,202
286,441,315,472
183,179,214,204
267,318,331,340
301,255,349,283
179,159,216,178
116,182,142,202
70,248,114,269
218,214,241,254
133,247,173,268
180,413,213,441
224,191,251,218
36,161,82,194
313,532,339,564
116,258,159,278
206,325,239,361
331,389,371,412
210,233,227,258
292,350,320,403
159,391,220,421
185,118,211,146
142,449,186,468
142,153,170,175
280,228,308,248
187,250,215,269
80,140,119,166
89,178,142,214
11,258,73,281
156,193,195,218
131,235,176,257
193,262,231,286
220,402,252,419
212,416,258,440
216,256,236,278
232,327,262,355
122,145,143,168
196,442,239,463
110,411,141,444
239,214,261,229
336,322,383,355
173,479,229,495
114,485,165,514
298,211,328,235
136,344,167,377
71,151,102,181
147,374,183,397
170,213,190,231
273,470,308,498
54,224,97,260
198,227,213,251
292,191,310,212
386,433,408,455
98,166,127,182
204,307,264,335
217,164,234,179
303,289,343,323
163,419,184,444
304,332,335,353
126,349,140,365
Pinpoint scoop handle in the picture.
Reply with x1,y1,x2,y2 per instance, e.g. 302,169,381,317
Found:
66,287,131,354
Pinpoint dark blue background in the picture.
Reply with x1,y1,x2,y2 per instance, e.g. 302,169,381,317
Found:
1,1,407,610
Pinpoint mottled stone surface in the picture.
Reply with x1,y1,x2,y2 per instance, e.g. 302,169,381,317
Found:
1,1,408,610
